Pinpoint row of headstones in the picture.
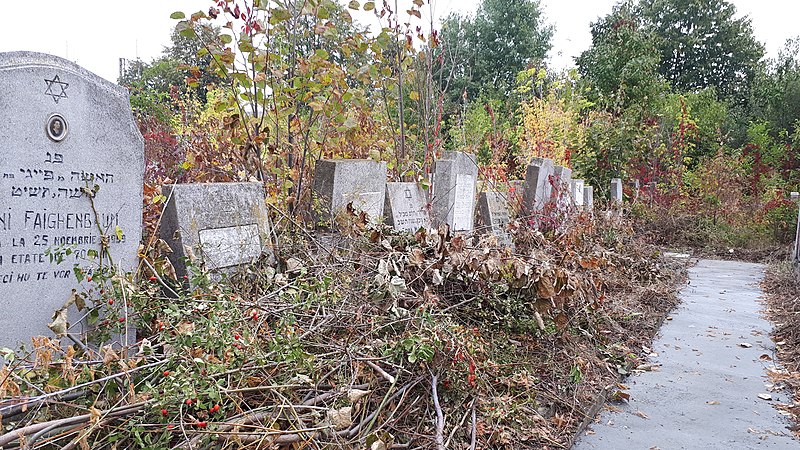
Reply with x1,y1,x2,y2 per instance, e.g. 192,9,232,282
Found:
0,51,626,349
311,152,602,238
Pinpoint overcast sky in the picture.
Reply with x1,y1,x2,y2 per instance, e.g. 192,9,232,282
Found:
0,0,797,83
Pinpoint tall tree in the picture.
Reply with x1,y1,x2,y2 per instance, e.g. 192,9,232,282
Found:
438,0,553,102
639,0,764,103
576,1,667,112
749,39,800,137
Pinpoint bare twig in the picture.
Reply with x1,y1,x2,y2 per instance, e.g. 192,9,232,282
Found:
431,373,445,450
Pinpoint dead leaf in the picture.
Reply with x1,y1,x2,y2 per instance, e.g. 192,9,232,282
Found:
535,276,556,299
327,407,352,430
738,343,752,348
634,410,649,419
48,308,69,337
408,248,425,267
706,400,720,405
610,390,630,402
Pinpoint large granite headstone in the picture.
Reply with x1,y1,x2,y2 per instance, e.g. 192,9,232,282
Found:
432,152,478,232
476,191,513,247
522,157,555,214
610,178,623,203
159,182,272,279
0,52,143,348
313,159,387,224
384,182,430,232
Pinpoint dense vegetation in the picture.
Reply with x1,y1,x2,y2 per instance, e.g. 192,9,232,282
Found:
122,0,798,253
2,0,798,448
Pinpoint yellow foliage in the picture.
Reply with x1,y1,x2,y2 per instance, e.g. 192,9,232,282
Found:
517,93,586,168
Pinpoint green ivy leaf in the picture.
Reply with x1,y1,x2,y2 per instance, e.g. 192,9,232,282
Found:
170,11,186,20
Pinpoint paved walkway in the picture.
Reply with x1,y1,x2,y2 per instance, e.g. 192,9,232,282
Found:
574,259,798,449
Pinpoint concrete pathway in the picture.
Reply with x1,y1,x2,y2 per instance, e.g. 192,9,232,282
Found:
574,259,798,449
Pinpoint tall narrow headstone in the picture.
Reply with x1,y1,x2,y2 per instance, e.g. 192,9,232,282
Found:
552,165,573,211
475,191,512,247
384,182,430,232
159,182,273,279
795,202,800,266
0,52,143,348
571,179,585,207
791,191,799,202
313,159,387,224
610,178,623,203
432,152,478,232
522,157,554,214
583,185,594,210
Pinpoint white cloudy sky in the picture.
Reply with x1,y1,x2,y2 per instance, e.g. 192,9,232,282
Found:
0,0,797,83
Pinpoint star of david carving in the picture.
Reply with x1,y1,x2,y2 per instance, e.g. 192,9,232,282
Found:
44,75,69,103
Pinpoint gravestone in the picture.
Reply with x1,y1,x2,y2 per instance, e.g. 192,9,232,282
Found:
583,186,594,210
476,191,512,246
795,202,800,280
159,182,272,279
791,192,799,202
522,157,555,214
610,178,623,203
0,52,143,348
553,166,572,190
795,202,800,264
432,152,478,232
384,182,430,232
313,159,387,224
571,180,585,207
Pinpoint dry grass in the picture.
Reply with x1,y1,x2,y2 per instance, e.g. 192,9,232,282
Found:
762,262,800,433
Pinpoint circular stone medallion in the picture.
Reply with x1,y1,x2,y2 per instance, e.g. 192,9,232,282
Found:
46,114,68,142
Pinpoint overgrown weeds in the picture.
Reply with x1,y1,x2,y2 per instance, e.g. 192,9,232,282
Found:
0,212,685,449
762,262,800,434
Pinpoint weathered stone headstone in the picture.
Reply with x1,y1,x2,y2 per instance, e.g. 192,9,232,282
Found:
791,191,799,202
795,202,800,264
794,202,800,279
583,186,594,210
522,157,554,214
571,180,585,207
159,182,272,279
432,152,478,232
0,52,143,348
610,178,623,203
384,182,430,232
552,165,573,211
476,191,512,247
313,159,387,224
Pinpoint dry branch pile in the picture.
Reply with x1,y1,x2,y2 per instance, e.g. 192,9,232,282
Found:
0,212,685,449
762,263,800,434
